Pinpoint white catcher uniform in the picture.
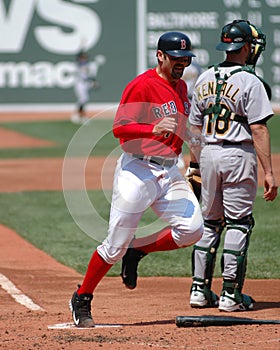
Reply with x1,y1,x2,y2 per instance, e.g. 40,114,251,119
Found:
189,62,273,288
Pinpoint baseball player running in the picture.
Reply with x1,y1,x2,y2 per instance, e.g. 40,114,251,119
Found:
187,20,278,312
69,32,203,327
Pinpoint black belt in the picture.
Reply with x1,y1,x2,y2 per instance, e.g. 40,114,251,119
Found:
207,141,242,146
131,154,177,167
223,140,242,146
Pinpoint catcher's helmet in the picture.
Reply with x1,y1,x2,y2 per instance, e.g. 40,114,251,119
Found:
157,32,196,57
216,20,266,66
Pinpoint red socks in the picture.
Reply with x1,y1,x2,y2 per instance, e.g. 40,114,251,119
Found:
78,250,112,295
132,227,178,254
77,228,178,294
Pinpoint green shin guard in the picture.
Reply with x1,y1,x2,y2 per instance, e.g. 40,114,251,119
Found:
222,214,254,293
192,242,221,305
221,214,255,306
191,219,225,305
221,279,255,308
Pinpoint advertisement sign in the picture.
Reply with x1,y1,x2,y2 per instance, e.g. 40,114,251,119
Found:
0,0,279,110
0,0,136,108
145,0,280,103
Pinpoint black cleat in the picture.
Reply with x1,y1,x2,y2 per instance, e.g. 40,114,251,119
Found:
69,286,95,327
121,248,147,289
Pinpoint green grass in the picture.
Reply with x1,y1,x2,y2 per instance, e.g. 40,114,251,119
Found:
0,115,279,279
0,119,118,158
0,189,278,278
267,114,280,152
0,114,279,158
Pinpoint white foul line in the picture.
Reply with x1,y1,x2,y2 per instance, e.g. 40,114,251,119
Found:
0,273,44,311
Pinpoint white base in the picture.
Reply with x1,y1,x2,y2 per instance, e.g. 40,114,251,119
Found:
48,322,122,329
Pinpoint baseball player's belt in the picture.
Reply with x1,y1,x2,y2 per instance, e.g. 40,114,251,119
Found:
131,154,177,167
206,140,242,146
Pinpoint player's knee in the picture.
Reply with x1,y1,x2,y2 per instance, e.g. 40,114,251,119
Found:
97,243,127,265
172,223,203,247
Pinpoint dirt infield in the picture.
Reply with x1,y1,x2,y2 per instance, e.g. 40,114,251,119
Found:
0,113,279,349
0,226,280,350
1,225,279,350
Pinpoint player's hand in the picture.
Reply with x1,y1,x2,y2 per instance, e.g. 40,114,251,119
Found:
185,166,200,177
153,117,177,136
263,174,278,201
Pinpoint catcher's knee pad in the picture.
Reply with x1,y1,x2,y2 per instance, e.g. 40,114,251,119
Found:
225,214,255,234
221,214,254,292
204,218,226,235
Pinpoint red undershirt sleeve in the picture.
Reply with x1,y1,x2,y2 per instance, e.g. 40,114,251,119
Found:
113,123,155,140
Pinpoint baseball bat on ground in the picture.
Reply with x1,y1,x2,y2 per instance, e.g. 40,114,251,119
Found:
175,315,280,327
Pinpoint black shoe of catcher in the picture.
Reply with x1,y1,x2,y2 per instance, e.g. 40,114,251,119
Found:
121,248,147,289
69,286,95,328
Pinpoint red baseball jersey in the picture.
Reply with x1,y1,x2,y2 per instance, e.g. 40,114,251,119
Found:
113,68,190,157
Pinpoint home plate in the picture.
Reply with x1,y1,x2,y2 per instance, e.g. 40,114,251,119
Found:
48,322,122,329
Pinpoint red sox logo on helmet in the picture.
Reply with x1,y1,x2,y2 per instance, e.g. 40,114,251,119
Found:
181,39,187,49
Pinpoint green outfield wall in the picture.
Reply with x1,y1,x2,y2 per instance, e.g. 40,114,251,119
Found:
0,0,279,110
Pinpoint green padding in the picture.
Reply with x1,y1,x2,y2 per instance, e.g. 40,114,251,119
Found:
192,236,221,290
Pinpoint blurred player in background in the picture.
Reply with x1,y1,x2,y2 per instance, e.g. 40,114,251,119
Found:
71,51,99,124
183,58,202,101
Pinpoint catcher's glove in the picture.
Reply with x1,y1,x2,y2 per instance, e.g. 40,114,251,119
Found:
185,172,201,201
185,162,201,201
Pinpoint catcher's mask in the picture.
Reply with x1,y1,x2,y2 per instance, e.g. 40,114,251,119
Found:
216,19,266,66
157,31,196,59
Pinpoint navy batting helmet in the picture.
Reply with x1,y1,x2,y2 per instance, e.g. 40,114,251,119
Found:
157,32,196,57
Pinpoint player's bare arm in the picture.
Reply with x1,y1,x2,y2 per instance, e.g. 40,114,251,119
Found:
187,124,203,163
183,124,202,177
250,123,278,201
